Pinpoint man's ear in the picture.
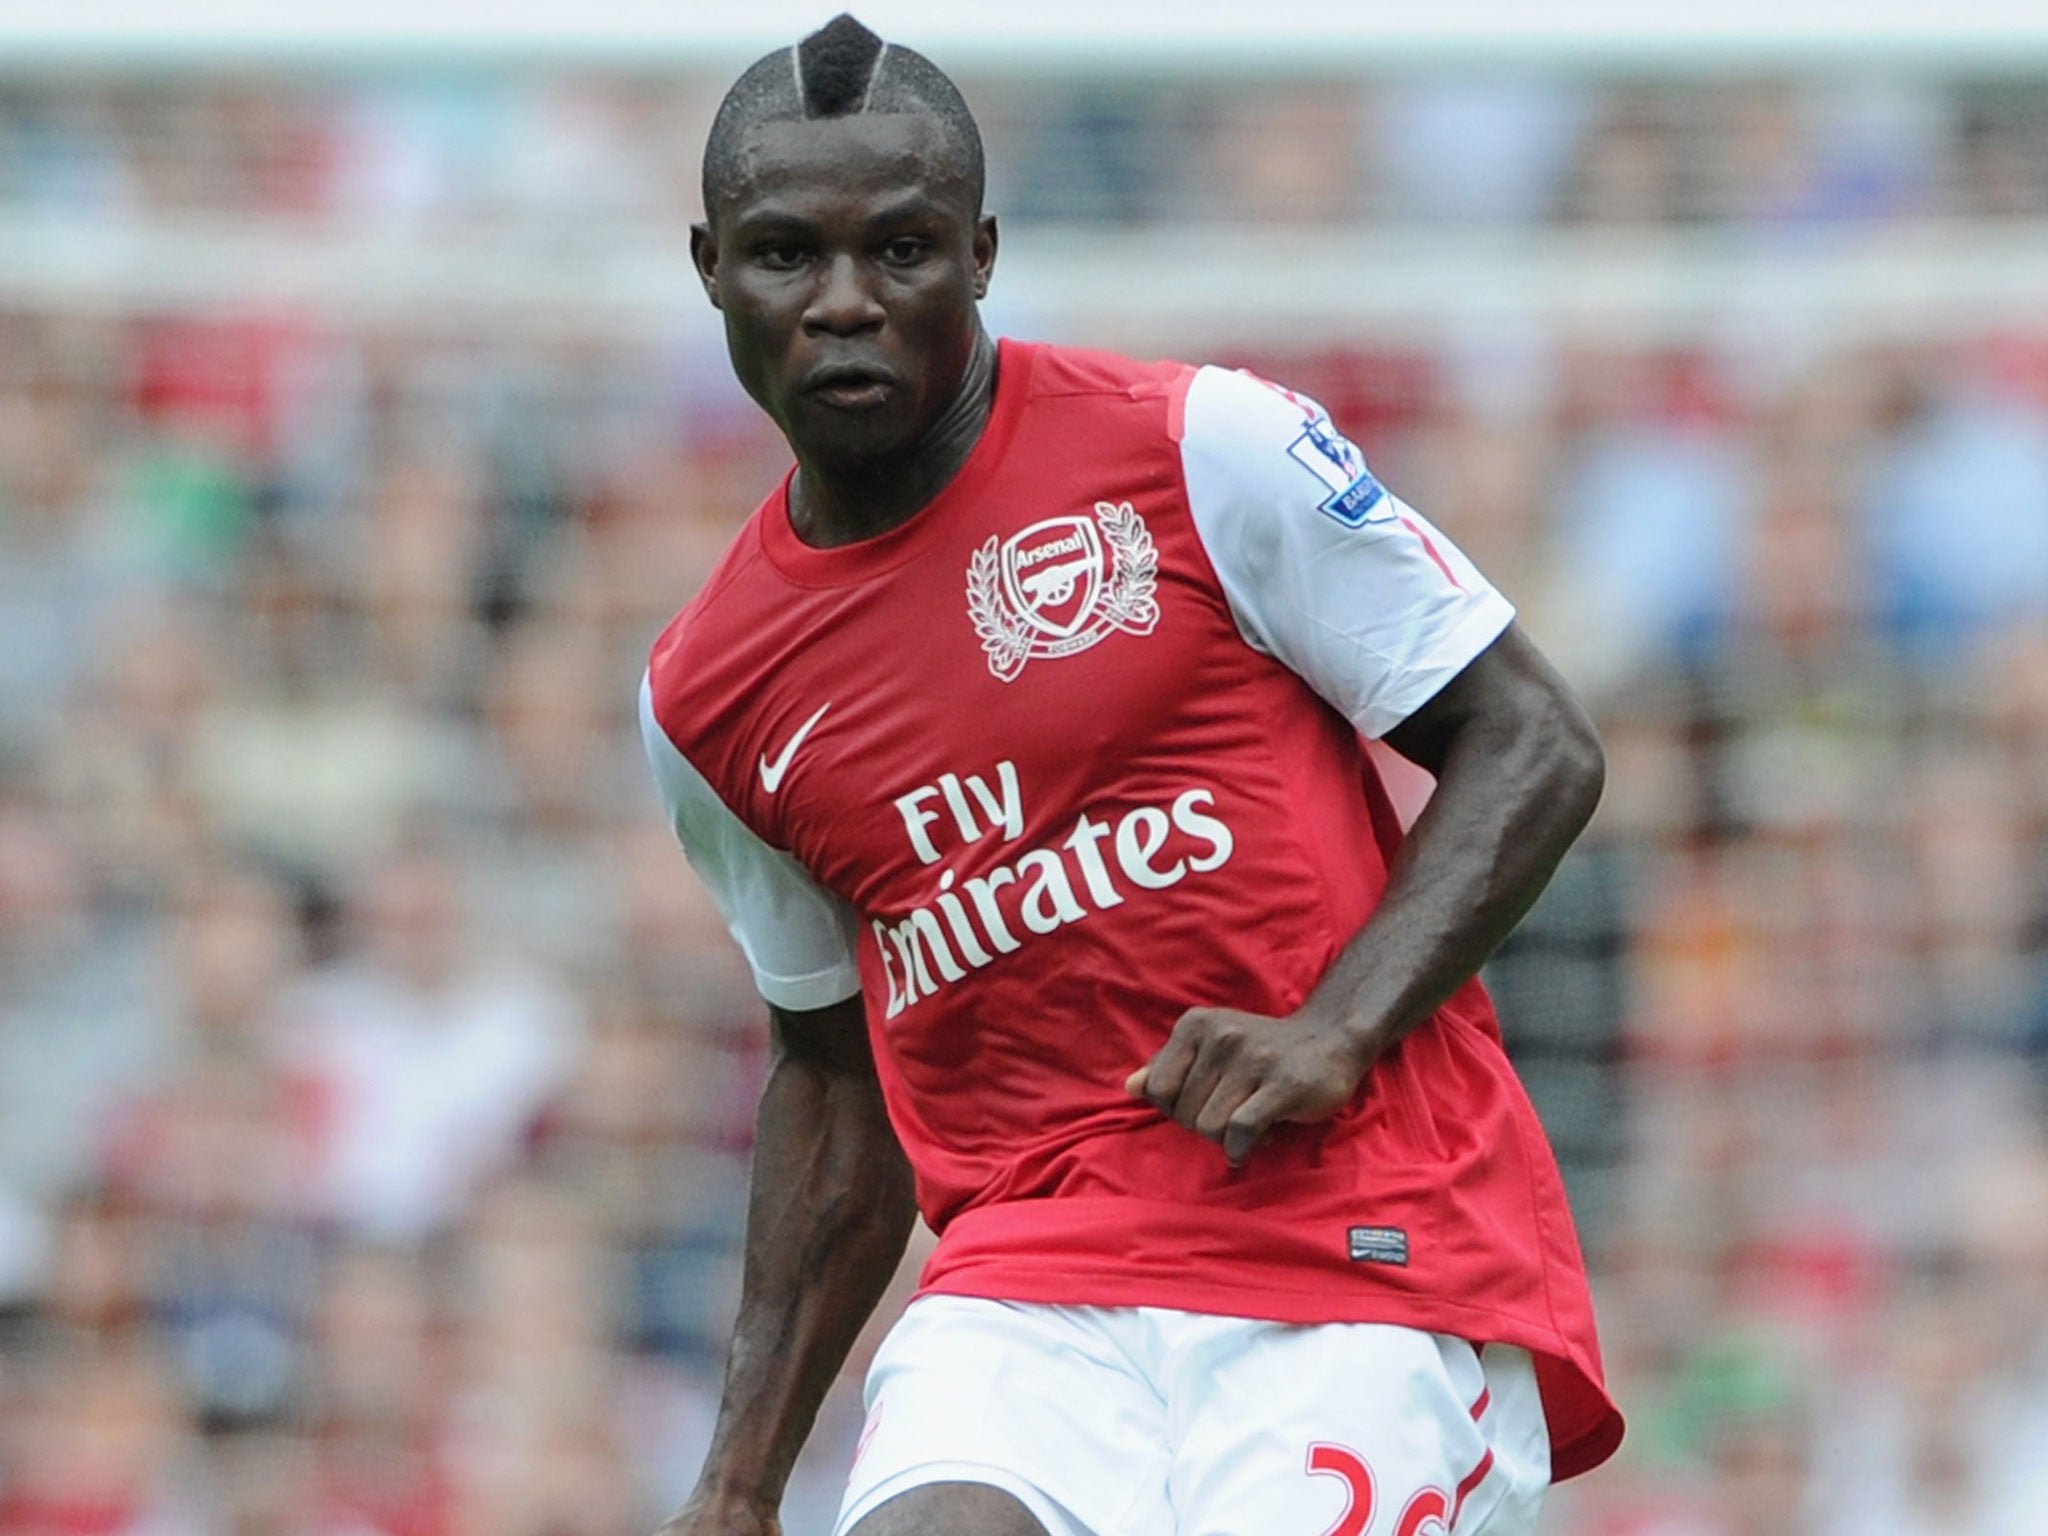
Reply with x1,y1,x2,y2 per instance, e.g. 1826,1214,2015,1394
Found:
972,213,999,300
690,223,722,310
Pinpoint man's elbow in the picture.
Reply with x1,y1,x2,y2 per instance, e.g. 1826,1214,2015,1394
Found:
1538,694,1606,837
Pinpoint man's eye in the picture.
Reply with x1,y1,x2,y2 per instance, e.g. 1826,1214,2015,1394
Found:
881,238,929,265
756,244,807,270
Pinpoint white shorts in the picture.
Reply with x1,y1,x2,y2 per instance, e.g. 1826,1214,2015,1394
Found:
833,1295,1549,1536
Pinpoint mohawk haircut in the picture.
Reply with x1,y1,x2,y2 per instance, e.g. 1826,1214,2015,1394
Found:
701,13,986,228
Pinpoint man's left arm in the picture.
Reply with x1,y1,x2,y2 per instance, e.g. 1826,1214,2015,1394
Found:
1129,365,1609,1161
1128,621,1601,1162
1130,622,1601,1162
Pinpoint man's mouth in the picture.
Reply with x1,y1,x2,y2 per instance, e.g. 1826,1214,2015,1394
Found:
804,364,897,409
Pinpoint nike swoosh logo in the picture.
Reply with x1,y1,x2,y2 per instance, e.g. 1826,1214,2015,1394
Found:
759,702,831,794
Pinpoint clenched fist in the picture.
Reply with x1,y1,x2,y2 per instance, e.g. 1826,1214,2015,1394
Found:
1123,1005,1383,1165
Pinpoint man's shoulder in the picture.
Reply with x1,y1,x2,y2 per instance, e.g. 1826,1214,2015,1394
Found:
998,340,1214,486
1018,344,1313,454
1018,338,1193,412
644,496,784,736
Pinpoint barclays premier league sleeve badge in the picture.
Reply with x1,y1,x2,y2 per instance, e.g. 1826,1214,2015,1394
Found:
1286,414,1393,529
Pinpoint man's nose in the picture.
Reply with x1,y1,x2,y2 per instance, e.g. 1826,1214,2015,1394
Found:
802,254,885,335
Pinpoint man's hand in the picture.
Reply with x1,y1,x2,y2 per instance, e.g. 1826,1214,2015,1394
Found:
653,1488,781,1536
1124,1005,1381,1165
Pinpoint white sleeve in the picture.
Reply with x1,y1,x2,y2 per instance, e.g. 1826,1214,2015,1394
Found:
1178,366,1515,739
638,672,862,1012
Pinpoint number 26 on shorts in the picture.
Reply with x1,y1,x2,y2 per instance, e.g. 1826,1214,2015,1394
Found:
1306,1443,1453,1536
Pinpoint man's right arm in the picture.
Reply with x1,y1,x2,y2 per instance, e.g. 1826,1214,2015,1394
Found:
638,673,910,1532
661,993,916,1536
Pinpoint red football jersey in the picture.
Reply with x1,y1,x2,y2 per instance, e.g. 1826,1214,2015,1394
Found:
642,340,1622,1480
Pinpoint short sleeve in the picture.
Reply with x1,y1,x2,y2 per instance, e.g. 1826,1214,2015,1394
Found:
1177,366,1515,739
638,672,862,1011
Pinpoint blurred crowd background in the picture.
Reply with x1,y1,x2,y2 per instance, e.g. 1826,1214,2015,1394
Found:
2,49,2047,1536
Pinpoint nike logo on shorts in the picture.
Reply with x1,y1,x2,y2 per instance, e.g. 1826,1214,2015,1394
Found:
759,702,831,793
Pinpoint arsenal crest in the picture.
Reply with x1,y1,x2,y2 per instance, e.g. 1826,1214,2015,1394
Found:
967,501,1159,682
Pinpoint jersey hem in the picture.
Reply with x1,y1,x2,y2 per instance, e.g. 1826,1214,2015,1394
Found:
756,966,863,1013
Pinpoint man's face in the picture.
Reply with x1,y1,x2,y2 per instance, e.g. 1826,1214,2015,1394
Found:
693,113,996,467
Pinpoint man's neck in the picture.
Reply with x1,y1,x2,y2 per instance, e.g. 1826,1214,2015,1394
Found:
787,330,999,549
